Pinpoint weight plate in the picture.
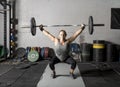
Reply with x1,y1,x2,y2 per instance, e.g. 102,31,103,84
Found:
31,17,36,36
31,47,35,51
16,47,26,58
69,43,80,53
48,48,55,58
37,47,42,60
41,47,45,58
89,16,94,35
28,50,39,62
37,47,41,53
26,47,31,53
26,47,31,57
10,35,17,41
33,47,37,51
11,41,17,47
11,29,17,34
44,47,49,59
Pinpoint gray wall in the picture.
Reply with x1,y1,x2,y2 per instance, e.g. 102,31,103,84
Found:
1,0,120,49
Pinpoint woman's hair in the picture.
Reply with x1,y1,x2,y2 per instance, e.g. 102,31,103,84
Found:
59,30,67,36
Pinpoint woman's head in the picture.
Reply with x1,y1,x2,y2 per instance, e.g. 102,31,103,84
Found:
59,30,67,39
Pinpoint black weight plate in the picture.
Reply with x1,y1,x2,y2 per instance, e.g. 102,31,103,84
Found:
44,47,49,59
41,47,45,58
89,16,94,35
16,47,26,58
31,17,36,36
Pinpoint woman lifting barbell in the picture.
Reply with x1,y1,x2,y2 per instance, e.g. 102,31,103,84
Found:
39,24,85,79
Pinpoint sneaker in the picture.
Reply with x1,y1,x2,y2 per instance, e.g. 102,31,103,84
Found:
70,72,75,79
51,71,56,79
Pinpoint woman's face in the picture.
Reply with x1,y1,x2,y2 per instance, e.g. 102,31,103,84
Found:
59,31,66,39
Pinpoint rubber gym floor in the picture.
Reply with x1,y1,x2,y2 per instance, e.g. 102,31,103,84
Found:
0,59,120,87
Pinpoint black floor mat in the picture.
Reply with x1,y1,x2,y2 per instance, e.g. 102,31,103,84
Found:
0,64,14,76
108,62,120,74
12,61,48,87
0,66,26,87
0,60,49,87
77,63,120,87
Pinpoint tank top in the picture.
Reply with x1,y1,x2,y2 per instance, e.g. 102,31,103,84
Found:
54,42,69,61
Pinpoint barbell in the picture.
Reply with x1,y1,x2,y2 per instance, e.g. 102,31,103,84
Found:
21,16,105,36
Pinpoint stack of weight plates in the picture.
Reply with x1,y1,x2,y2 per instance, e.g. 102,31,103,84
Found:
40,47,49,60
80,43,92,62
93,40,105,62
26,47,50,62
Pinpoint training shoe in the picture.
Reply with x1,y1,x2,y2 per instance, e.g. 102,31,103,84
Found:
70,72,75,79
51,71,56,79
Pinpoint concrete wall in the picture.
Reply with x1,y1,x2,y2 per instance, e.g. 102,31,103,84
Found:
1,0,120,49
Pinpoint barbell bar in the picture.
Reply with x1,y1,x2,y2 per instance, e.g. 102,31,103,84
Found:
34,24,104,27
21,16,105,36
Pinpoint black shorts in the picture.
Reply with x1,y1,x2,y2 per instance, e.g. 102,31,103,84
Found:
49,56,76,70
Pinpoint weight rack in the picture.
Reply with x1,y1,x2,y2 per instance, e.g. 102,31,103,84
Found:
0,0,7,60
0,0,18,60
9,0,18,58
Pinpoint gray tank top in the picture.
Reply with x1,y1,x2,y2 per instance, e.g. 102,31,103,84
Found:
54,42,69,61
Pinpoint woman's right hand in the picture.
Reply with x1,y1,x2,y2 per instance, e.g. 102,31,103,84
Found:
39,24,44,31
80,24,86,30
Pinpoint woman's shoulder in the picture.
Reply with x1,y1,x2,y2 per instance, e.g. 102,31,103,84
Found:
54,38,59,45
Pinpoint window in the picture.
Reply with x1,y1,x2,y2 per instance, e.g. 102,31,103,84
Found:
111,8,120,29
